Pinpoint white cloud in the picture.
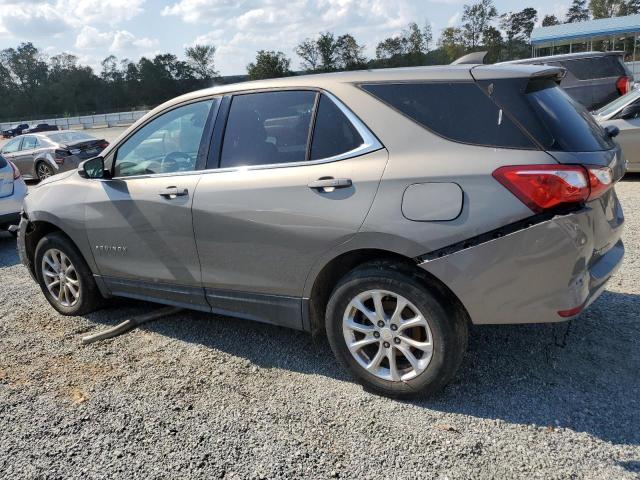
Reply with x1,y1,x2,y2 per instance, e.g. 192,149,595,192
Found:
0,0,146,39
75,25,158,53
447,11,461,27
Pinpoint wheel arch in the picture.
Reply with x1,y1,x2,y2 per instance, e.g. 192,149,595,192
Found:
305,247,470,336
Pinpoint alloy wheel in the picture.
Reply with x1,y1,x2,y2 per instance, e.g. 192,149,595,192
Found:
342,289,433,382
37,163,53,180
41,248,81,307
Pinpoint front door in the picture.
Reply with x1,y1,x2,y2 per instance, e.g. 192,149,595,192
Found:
14,135,38,177
192,90,386,326
83,98,218,310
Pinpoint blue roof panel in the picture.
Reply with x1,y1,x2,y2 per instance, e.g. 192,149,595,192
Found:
531,14,640,45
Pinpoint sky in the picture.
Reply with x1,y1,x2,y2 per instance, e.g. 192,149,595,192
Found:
0,0,572,75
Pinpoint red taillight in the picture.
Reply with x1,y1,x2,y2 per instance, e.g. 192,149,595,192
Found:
492,164,614,213
8,160,20,180
54,149,70,165
616,76,631,96
558,303,585,318
98,141,109,150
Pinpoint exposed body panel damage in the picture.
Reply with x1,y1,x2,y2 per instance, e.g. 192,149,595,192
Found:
419,200,624,325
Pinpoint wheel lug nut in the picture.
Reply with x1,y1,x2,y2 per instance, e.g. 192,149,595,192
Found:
390,324,398,331
394,338,400,344
383,341,390,348
373,331,380,338
377,320,384,328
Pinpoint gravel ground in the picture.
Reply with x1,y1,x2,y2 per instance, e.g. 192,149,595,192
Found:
1,178,639,479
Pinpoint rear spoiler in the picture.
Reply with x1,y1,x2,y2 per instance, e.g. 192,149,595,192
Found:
451,51,488,65
470,64,566,84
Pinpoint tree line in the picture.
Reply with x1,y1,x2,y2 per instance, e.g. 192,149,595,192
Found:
1,0,638,122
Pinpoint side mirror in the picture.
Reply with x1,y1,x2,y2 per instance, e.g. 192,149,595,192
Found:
78,156,108,179
605,125,620,138
619,103,640,120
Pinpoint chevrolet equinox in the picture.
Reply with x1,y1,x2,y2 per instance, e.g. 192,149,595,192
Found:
18,65,626,397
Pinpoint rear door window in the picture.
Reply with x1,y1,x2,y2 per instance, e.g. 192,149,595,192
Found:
361,82,536,149
21,136,38,150
220,91,317,168
310,94,364,160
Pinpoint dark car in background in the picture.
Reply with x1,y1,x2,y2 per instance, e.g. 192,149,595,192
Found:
1,123,29,138
0,130,109,180
502,51,633,110
26,123,58,134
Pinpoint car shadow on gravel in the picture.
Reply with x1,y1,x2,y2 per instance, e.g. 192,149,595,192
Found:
0,232,19,267
78,287,640,447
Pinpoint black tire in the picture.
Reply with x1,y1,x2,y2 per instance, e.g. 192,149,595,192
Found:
34,232,104,316
36,161,54,181
325,261,468,399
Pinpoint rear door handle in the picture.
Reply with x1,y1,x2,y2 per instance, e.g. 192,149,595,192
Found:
158,186,188,198
308,177,352,191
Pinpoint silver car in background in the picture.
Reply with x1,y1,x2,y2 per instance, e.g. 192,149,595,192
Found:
0,154,27,232
0,131,109,181
594,88,640,172
17,64,625,397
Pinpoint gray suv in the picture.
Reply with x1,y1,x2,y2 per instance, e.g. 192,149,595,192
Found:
17,64,625,397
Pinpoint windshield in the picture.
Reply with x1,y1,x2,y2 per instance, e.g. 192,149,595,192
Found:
594,88,640,117
47,132,96,144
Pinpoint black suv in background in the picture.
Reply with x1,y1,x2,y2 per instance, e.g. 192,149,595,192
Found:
503,51,633,110
1,123,29,138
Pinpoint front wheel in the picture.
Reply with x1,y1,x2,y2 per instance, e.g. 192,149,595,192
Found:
34,232,104,315
326,263,468,398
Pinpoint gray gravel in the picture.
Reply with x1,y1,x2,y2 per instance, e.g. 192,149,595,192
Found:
1,178,639,479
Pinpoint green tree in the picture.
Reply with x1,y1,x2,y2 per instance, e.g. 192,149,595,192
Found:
247,50,291,80
500,8,537,58
566,0,590,22
438,27,466,62
423,21,433,51
185,44,218,80
461,0,498,48
295,38,321,71
542,14,561,26
336,34,367,69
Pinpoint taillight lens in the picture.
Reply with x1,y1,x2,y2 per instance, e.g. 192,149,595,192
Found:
54,149,70,164
493,164,614,213
98,140,109,150
616,76,631,96
8,160,20,180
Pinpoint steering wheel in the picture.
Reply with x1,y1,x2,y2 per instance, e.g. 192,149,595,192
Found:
160,151,192,172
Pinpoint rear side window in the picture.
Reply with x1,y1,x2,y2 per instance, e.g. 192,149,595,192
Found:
221,91,316,168
21,136,37,150
310,94,364,160
561,56,626,80
361,82,536,149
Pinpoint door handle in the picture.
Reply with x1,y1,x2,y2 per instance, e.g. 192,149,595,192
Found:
308,177,352,192
158,186,188,198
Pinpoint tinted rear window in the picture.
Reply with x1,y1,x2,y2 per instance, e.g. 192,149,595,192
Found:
561,56,626,80
48,132,95,144
479,78,615,152
361,82,536,149
310,94,364,160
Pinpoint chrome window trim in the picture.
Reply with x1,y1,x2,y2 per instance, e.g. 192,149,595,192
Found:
108,89,383,181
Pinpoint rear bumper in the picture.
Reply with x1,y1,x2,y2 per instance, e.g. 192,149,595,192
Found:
419,204,624,325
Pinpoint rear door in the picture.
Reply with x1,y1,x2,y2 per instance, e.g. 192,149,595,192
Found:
192,90,386,318
14,135,38,175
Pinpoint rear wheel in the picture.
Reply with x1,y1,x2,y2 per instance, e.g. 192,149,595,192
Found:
326,263,468,398
36,162,54,181
34,232,104,315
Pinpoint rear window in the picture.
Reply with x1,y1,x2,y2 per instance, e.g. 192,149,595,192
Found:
361,82,536,149
48,132,95,144
561,56,626,80
481,78,615,152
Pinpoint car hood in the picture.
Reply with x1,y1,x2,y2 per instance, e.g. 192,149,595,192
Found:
36,169,77,187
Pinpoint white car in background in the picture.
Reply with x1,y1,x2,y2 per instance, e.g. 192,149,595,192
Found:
0,154,27,234
594,88,640,172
